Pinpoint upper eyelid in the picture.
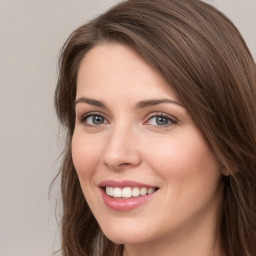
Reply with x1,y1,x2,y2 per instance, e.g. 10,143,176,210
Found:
79,111,109,120
79,113,110,127
145,112,178,121
143,112,178,127
77,110,178,124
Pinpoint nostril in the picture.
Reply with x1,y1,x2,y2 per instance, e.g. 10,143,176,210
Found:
119,163,130,166
103,161,132,168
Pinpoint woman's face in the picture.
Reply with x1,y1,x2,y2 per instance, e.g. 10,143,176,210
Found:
72,43,223,250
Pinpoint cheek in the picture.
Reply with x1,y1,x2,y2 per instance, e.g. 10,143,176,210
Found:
71,132,103,179
143,129,221,188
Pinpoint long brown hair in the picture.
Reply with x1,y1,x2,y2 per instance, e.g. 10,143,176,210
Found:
54,0,256,255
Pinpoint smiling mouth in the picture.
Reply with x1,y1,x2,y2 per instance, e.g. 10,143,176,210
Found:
104,186,158,199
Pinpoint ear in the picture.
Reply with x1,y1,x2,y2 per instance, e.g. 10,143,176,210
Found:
221,162,238,176
222,167,231,176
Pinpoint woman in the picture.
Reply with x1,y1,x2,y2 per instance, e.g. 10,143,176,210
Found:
54,0,256,255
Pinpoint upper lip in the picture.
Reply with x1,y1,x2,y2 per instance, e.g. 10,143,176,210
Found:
98,179,158,188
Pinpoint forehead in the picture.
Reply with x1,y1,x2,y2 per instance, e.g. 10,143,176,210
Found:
77,43,157,83
76,43,177,101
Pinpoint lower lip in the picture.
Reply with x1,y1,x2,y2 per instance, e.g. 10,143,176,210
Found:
101,189,157,211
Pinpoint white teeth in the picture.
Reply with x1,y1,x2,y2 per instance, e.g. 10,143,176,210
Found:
105,186,156,198
140,187,147,196
132,187,140,197
109,187,114,196
148,188,155,194
122,187,132,198
113,187,122,198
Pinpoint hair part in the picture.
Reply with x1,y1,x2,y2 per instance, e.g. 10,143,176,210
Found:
54,0,256,255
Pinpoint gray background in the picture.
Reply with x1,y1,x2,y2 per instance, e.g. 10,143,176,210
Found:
0,0,255,255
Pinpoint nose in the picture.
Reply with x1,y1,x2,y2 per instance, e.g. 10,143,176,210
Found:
102,125,142,171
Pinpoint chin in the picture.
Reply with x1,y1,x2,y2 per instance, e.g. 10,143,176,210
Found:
105,232,147,245
100,220,154,245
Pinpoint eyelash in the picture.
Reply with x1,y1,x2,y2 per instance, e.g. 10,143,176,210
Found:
79,112,177,128
144,113,177,127
80,112,109,127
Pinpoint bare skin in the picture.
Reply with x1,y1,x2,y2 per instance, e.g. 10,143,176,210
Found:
73,43,224,256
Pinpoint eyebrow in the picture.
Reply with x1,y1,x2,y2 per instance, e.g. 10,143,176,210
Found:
75,97,183,109
135,99,183,109
75,97,107,108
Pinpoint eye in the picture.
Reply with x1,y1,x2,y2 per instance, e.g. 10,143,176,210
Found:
145,114,177,127
81,113,109,126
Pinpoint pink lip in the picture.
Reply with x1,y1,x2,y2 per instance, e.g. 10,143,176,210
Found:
98,179,155,188
98,180,158,211
100,189,157,211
